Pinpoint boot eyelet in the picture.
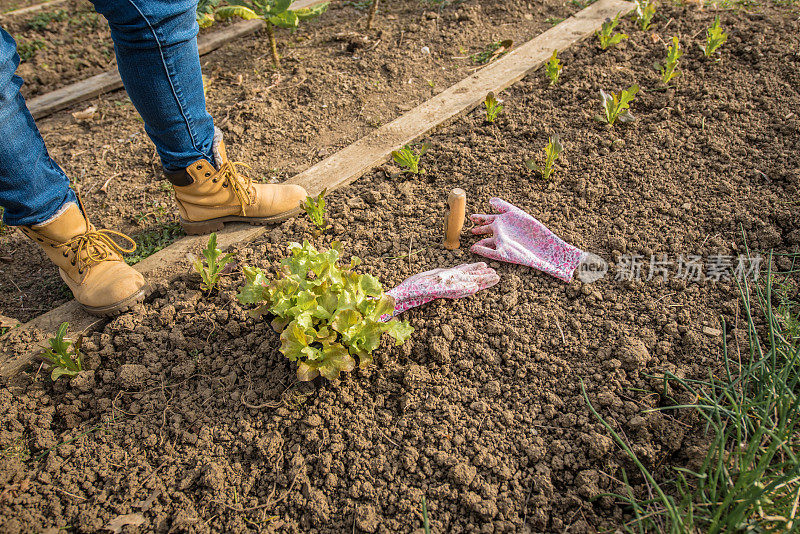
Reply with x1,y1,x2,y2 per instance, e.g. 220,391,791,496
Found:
78,268,84,275
205,172,211,177
196,164,203,170
222,183,229,188
62,251,69,257
70,260,76,266
212,178,218,183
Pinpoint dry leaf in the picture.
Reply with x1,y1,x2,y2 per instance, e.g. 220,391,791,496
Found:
71,105,97,121
105,513,145,533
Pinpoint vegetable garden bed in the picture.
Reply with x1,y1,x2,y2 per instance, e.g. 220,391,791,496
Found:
1,0,799,532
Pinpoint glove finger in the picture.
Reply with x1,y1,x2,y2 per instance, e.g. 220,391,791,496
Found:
472,237,496,250
469,213,497,225
470,224,494,236
455,262,489,272
470,267,499,279
471,242,502,261
475,271,501,291
489,197,518,214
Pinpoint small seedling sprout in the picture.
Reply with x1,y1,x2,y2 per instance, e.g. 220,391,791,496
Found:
700,15,727,59
216,0,329,66
634,0,656,31
42,322,83,381
658,36,683,86
391,141,430,174
525,135,564,180
194,232,235,293
546,50,562,86
596,13,628,50
595,85,639,126
303,188,331,233
484,92,504,123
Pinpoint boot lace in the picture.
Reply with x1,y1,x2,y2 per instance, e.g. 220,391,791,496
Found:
216,161,256,216
56,229,137,275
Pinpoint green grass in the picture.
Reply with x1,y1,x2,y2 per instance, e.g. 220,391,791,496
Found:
16,38,46,62
585,249,800,533
125,222,184,265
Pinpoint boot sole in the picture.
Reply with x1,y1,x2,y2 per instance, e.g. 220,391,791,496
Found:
81,285,148,317
179,207,302,235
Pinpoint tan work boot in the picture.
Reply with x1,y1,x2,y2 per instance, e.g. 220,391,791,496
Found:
19,202,147,317
166,128,307,235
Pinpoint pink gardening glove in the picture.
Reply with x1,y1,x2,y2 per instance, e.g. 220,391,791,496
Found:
383,262,500,318
470,198,584,282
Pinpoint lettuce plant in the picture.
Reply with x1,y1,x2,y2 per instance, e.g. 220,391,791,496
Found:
658,36,683,86
546,50,562,86
596,13,628,50
42,322,82,381
484,92,504,123
216,0,329,66
392,141,430,174
595,85,639,126
238,241,413,381
634,0,656,31
700,16,727,59
194,232,234,293
525,135,564,180
303,189,330,235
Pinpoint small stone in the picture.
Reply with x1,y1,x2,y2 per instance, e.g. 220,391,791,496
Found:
702,326,721,337
450,462,477,486
440,325,455,341
117,364,149,389
70,370,95,393
355,504,380,534
616,336,651,371
305,414,323,427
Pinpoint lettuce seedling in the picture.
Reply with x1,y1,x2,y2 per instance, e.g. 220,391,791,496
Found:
700,16,727,59
657,36,683,86
303,189,331,234
216,0,329,67
42,322,82,381
194,232,234,293
634,0,656,31
595,85,639,126
525,135,564,180
196,0,220,28
546,50,562,86
392,141,430,174
238,241,413,381
484,92,504,123
596,13,628,50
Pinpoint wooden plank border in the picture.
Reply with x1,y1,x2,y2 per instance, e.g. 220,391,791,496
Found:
0,0,68,18
0,0,633,377
24,0,326,119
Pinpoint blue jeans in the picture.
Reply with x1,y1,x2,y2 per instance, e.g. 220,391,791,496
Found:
0,0,214,226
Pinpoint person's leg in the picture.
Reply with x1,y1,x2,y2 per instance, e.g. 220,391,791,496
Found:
91,0,306,233
89,0,215,172
0,27,77,226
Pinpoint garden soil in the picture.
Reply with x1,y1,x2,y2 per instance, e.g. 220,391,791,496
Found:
1,0,800,532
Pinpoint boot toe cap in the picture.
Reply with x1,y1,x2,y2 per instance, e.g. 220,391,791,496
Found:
67,262,146,310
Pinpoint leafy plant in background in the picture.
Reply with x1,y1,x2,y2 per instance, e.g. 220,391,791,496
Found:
700,15,727,59
41,322,82,381
484,92,504,123
193,232,234,293
470,39,513,65
303,189,331,234
16,38,46,62
596,13,628,50
634,0,656,31
525,135,564,180
196,0,221,28
392,141,430,174
237,241,413,381
545,50,562,86
595,85,639,126
216,0,330,67
657,36,683,86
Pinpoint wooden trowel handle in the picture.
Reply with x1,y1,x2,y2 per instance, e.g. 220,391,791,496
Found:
444,188,466,250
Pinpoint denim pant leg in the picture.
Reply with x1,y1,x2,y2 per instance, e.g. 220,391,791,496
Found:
0,28,77,227
90,0,215,172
